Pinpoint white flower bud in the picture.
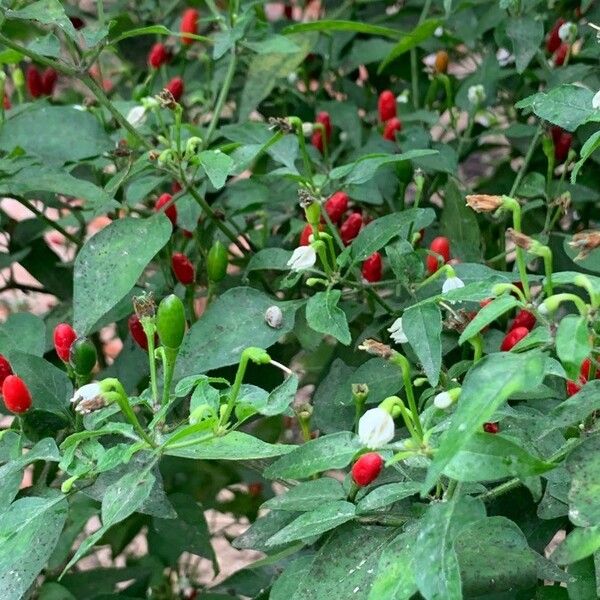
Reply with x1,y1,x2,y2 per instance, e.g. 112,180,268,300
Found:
558,22,576,43
358,407,395,449
442,275,465,294
302,122,314,137
434,26,444,38
397,90,410,104
434,391,453,409
126,105,146,128
70,382,104,414
388,317,408,344
467,84,486,107
496,48,513,67
339,131,348,142
287,72,298,84
287,245,316,272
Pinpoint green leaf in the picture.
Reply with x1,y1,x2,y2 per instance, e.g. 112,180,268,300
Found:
109,24,171,43
263,478,346,511
556,315,591,380
233,510,301,552
329,149,438,184
458,295,519,345
506,16,544,74
443,433,554,482
165,431,295,460
283,20,400,38
306,290,351,345
379,19,442,71
356,482,421,514
0,106,112,166
566,434,600,527
423,351,546,492
175,287,300,377
243,35,300,54
0,313,45,358
73,214,172,334
260,375,298,416
266,501,356,546
0,493,68,599
403,303,442,386
455,517,538,595
198,150,234,190
553,525,600,565
350,208,435,261
265,432,361,479
515,85,600,132
412,496,486,600
571,130,600,183
5,0,77,39
245,248,293,273
548,381,600,430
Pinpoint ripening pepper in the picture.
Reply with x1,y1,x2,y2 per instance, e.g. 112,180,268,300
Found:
351,452,383,486
172,252,195,285
426,236,451,274
546,18,566,54
500,326,529,351
362,252,382,282
0,354,13,387
311,111,332,153
566,358,595,396
551,126,572,163
324,191,349,224
53,323,77,362
165,76,184,102
156,294,186,349
155,193,177,227
553,43,569,66
2,375,32,413
434,50,449,74
340,212,363,245
129,314,158,351
69,338,97,375
207,240,228,283
180,8,199,45
26,66,43,98
41,68,57,96
300,223,323,246
148,43,170,68
510,309,536,332
378,90,396,122
383,117,402,141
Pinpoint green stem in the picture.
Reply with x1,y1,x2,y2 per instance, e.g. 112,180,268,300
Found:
141,320,159,407
219,352,251,427
509,124,543,197
502,196,530,300
468,334,483,364
389,354,423,439
539,247,553,297
160,347,177,408
14,197,79,244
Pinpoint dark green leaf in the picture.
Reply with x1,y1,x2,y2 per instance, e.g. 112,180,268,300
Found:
458,295,518,345
403,303,442,386
263,478,345,511
306,290,351,345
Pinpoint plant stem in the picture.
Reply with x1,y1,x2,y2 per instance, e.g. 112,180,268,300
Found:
390,354,423,439
142,321,159,407
14,197,79,244
219,351,251,427
502,196,530,300
509,124,543,197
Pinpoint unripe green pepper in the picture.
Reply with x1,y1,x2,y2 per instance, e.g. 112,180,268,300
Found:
12,67,24,91
69,337,97,375
207,240,228,283
156,294,186,349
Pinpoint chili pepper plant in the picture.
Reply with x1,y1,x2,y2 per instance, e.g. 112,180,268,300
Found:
0,0,599,598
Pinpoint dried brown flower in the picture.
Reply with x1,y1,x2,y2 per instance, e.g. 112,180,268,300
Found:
465,194,503,213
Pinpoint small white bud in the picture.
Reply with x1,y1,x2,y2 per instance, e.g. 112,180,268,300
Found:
558,22,577,43
388,317,408,344
442,275,465,294
302,122,314,137
358,407,395,449
434,26,444,38
496,48,513,67
433,391,453,409
287,245,317,272
467,84,486,107
126,105,146,128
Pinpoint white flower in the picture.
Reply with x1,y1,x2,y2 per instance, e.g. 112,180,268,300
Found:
558,22,576,43
388,317,408,344
496,48,514,67
339,131,348,143
287,245,316,272
126,105,146,128
397,90,410,104
70,382,103,414
593,90,600,110
434,26,444,38
358,407,395,449
467,84,486,107
287,72,298,84
442,275,465,294
434,391,453,409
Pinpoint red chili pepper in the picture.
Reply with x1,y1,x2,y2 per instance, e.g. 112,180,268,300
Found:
550,126,572,163
2,375,32,413
172,252,195,285
181,8,199,45
426,236,451,274
155,193,177,227
566,358,595,396
300,223,314,246
41,68,57,96
553,43,569,66
128,314,158,351
546,18,566,54
311,111,332,153
383,117,402,141
69,16,85,29
172,181,183,194
483,422,499,434
352,452,383,486
148,43,170,68
165,76,184,102
0,355,13,387
378,90,396,122
340,212,363,245
247,482,262,497
284,4,293,19
362,252,383,282
500,326,529,351
26,66,43,98
510,309,536,332
53,323,77,362
3,95,11,110
324,191,349,224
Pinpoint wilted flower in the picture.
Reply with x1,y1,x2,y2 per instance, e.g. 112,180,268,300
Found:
388,317,408,344
442,275,465,294
467,84,486,106
358,338,394,359
358,407,395,448
70,382,104,414
287,246,316,271
568,230,600,260
466,194,503,213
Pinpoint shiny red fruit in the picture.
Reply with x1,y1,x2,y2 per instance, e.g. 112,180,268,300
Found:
566,380,581,397
553,43,569,67
510,309,536,332
426,236,451,274
2,375,32,413
165,76,184,102
383,117,402,141
546,18,566,54
172,252,195,285
483,422,499,434
155,193,177,227
181,8,199,45
128,314,158,351
53,323,77,362
362,252,382,283
41,68,57,96
26,66,43,98
378,90,396,122
0,355,13,387
500,326,529,351
340,212,363,245
148,43,170,68
311,112,332,153
551,126,572,163
324,191,349,224
352,452,383,486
